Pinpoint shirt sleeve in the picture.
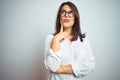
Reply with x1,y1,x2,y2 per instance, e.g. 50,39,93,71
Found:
71,38,96,77
44,34,62,72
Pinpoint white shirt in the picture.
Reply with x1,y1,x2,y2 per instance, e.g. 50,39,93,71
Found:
44,34,95,80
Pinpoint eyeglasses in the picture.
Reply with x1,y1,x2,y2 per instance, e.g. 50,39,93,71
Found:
60,10,74,18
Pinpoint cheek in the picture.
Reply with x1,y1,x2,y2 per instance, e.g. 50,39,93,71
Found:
60,17,64,24
70,19,75,25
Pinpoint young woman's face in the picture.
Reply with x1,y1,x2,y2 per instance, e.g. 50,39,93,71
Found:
60,5,75,29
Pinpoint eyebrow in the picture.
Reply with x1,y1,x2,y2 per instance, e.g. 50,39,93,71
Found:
61,9,73,12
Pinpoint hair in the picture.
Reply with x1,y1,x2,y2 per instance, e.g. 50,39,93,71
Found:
54,1,85,42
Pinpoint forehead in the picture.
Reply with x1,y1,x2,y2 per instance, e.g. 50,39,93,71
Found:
61,5,72,11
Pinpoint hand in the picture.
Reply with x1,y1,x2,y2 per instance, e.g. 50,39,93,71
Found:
54,25,69,41
51,25,69,52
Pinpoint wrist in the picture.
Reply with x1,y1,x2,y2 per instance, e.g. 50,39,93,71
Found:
57,67,64,74
53,36,60,42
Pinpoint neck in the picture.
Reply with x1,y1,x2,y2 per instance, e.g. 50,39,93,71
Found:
64,27,72,35
64,27,73,41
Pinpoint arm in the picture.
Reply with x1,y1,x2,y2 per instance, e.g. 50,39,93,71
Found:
44,35,62,72
51,26,69,52
52,64,74,74
44,26,69,72
50,38,95,77
70,39,95,77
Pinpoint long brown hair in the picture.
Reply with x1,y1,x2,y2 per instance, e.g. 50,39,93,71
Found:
54,1,85,42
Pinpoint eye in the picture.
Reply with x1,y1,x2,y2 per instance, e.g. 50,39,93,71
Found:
68,11,74,17
68,11,74,15
61,10,66,14
60,10,66,16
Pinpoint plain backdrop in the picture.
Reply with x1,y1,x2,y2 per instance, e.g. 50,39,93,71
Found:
0,0,120,80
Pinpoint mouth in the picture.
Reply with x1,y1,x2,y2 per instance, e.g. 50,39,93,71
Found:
64,19,70,23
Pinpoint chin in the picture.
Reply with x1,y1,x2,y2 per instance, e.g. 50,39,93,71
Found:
63,24,71,27
63,24,73,28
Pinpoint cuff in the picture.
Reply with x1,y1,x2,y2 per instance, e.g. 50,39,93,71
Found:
71,60,82,77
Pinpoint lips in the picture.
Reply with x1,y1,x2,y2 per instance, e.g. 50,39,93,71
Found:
64,19,70,23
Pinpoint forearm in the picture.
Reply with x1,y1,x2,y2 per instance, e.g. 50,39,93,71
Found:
52,64,73,74
51,37,60,52
61,64,73,74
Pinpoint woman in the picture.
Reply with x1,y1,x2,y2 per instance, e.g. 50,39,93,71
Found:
44,1,95,80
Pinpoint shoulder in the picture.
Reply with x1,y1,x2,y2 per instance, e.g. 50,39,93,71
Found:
83,37,89,42
80,37,91,45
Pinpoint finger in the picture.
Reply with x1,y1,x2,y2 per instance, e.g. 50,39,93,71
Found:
60,25,63,32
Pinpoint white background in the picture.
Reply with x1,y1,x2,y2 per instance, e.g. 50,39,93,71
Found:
0,0,120,80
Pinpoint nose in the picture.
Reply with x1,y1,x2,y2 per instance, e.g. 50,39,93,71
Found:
65,12,69,18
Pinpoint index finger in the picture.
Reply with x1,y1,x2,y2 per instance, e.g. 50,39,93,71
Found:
60,25,63,32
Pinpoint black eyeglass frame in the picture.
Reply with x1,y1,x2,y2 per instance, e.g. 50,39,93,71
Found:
60,10,74,18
